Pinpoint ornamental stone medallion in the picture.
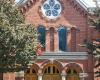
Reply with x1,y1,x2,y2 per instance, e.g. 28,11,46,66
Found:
41,0,62,21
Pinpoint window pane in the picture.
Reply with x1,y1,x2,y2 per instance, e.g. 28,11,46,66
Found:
32,69,36,73
58,27,67,51
48,66,51,73
44,69,47,73
38,26,45,49
53,66,55,73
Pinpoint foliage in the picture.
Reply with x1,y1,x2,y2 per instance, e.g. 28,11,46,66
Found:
87,7,100,77
0,0,38,72
83,39,100,57
89,8,100,32
82,39,100,77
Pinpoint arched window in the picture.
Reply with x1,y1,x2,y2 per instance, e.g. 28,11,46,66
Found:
44,65,60,74
66,69,80,80
67,69,78,74
43,64,61,80
37,25,46,49
50,27,54,51
58,27,67,51
41,0,62,20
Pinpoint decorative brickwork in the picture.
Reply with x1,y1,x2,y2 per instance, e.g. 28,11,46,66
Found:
4,0,99,80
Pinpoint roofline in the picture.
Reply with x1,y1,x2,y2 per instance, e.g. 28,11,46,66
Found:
76,0,88,11
17,0,89,15
16,0,29,6
16,0,88,10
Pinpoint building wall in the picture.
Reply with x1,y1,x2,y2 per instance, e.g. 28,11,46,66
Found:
0,73,3,80
3,0,99,80
24,0,88,52
22,0,94,80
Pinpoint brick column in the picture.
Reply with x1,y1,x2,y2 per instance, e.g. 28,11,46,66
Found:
61,70,66,80
3,72,15,80
54,28,59,52
38,69,43,80
46,29,50,52
38,73,43,80
50,27,54,51
87,54,94,80
0,73,3,80
62,74,66,80
71,27,76,51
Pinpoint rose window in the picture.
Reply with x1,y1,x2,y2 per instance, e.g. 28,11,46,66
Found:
41,0,62,20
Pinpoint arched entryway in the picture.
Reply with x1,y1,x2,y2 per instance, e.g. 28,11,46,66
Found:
65,63,83,80
66,69,80,80
25,64,39,80
43,64,62,80
25,68,38,80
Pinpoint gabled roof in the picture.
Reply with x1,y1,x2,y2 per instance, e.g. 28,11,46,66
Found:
17,0,87,9
76,0,88,10
17,0,88,16
16,0,88,10
16,0,29,6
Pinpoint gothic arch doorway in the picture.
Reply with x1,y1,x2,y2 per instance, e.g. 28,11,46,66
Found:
25,66,38,80
43,64,62,80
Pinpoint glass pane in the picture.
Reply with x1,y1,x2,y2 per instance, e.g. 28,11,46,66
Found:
32,69,36,73
58,27,67,51
41,0,62,19
43,4,50,10
73,69,77,74
54,4,60,10
67,69,71,74
52,10,58,16
57,69,59,73
38,26,45,49
49,0,55,6
45,10,51,16
48,66,51,73
53,66,55,73
44,69,47,73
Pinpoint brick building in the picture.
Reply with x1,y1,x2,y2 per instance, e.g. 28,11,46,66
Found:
2,0,100,80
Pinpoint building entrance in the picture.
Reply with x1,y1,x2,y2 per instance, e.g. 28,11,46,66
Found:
43,64,61,80
25,68,38,80
66,69,80,80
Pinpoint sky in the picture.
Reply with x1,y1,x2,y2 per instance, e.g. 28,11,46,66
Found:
80,0,96,7
15,0,20,3
15,0,96,7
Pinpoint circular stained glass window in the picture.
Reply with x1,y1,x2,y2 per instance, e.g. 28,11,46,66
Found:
41,0,62,20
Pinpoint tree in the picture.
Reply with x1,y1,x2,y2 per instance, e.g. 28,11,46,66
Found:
0,0,38,72
89,8,100,32
89,7,100,77
83,7,100,77
82,39,100,77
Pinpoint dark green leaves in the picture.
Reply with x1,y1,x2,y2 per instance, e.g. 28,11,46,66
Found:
0,0,38,72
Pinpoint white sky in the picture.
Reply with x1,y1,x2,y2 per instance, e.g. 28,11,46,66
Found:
15,0,20,3
80,0,96,7
15,0,97,7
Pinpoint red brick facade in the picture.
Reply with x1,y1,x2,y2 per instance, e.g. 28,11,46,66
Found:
2,0,100,80
24,0,88,52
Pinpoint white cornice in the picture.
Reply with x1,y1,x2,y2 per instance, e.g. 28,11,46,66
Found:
37,52,88,60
